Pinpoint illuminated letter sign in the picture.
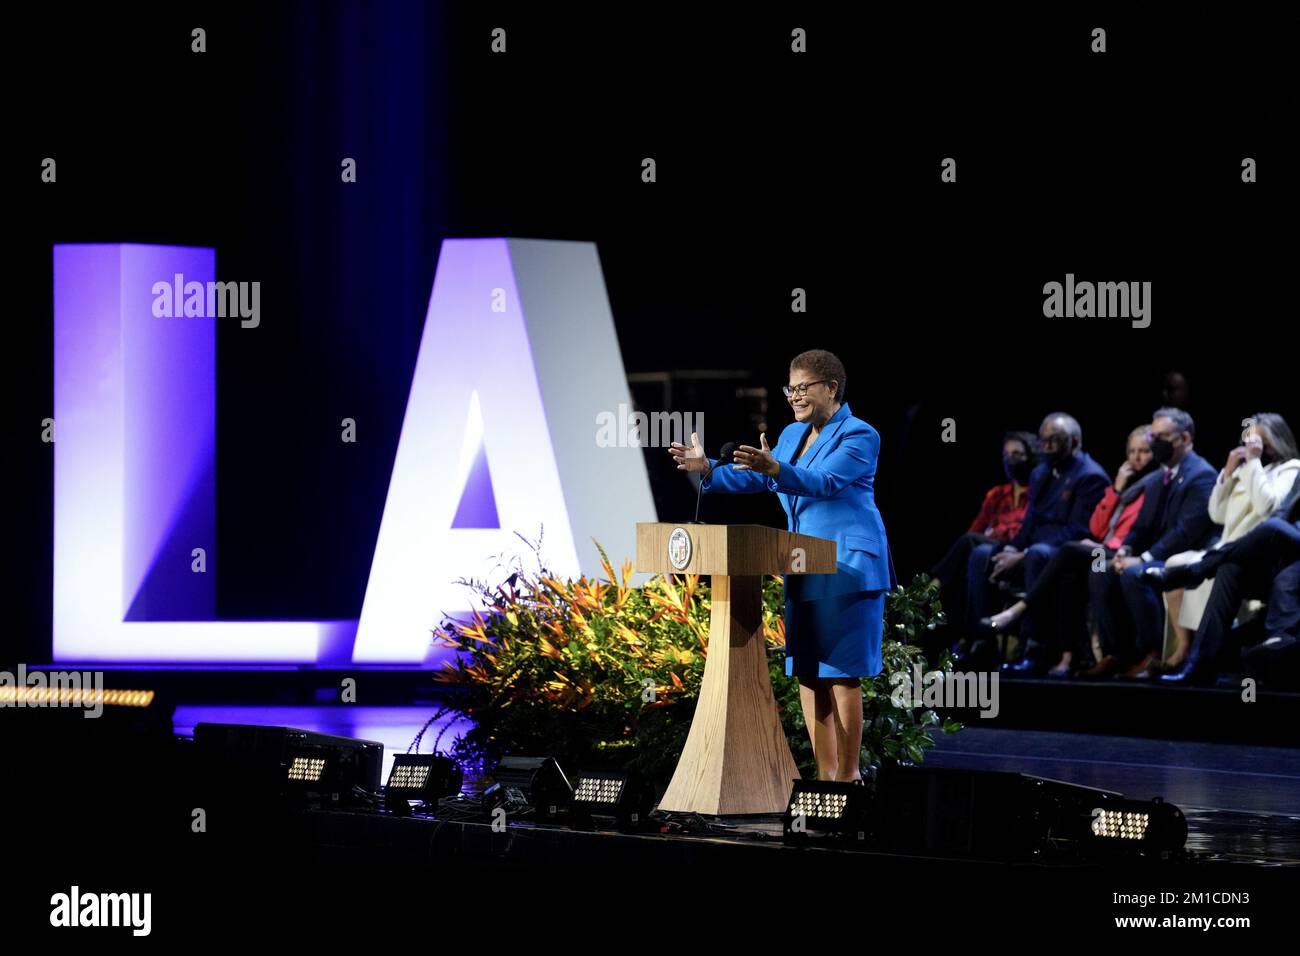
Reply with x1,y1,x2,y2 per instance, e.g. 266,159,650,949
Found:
53,240,654,664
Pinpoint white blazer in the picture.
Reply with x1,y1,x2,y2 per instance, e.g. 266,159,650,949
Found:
1207,457,1300,546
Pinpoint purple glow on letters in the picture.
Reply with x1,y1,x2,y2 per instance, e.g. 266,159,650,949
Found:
53,244,343,662
52,239,653,665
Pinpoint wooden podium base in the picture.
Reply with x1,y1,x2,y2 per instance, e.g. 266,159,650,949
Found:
656,574,802,815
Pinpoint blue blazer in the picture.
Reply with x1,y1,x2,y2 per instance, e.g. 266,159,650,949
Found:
1122,448,1221,561
700,402,893,601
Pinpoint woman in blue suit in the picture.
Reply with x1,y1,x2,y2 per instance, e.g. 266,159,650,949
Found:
668,350,894,784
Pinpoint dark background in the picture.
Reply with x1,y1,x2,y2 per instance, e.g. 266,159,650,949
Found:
6,4,1291,664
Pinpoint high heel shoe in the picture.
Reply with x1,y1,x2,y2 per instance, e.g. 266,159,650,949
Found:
1046,659,1074,679
1158,657,1216,687
976,612,1019,635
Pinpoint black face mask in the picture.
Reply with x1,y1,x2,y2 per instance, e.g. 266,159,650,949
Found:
1034,446,1070,469
1004,457,1033,483
1149,437,1175,465
1261,448,1277,466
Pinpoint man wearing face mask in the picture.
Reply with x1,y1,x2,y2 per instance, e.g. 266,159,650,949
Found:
960,413,1108,668
981,424,1161,677
1084,407,1221,679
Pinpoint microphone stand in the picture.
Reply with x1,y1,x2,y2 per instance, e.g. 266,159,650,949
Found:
692,461,716,524
692,444,736,523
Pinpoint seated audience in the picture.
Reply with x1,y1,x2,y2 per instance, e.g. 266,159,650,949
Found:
955,413,1108,668
982,425,1159,676
1147,413,1300,677
1143,480,1300,685
929,431,1035,644
1084,408,1220,679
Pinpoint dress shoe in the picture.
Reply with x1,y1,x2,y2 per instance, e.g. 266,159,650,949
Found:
1158,658,1216,687
1119,653,1159,679
1139,564,1202,591
1078,655,1121,680
1131,659,1178,680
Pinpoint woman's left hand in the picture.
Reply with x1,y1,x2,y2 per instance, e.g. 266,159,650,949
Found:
733,433,779,477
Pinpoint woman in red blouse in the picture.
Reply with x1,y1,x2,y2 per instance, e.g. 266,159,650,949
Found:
928,432,1036,653
967,433,1036,543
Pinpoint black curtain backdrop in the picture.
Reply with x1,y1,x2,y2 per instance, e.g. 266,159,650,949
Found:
6,5,1290,663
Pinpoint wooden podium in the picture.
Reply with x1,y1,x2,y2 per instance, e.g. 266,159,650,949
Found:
636,523,836,815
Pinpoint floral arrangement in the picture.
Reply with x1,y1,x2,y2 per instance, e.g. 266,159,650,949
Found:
418,531,960,785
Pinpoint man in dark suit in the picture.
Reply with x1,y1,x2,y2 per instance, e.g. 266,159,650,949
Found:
960,412,1108,668
1085,407,1220,678
1142,479,1300,685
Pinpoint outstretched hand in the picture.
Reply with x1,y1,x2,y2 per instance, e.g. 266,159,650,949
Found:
667,431,710,474
733,432,779,477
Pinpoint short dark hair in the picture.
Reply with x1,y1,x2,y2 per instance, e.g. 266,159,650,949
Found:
1153,406,1195,440
790,349,847,402
1003,431,1036,456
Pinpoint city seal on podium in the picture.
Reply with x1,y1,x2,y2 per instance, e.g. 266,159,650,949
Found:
667,526,692,570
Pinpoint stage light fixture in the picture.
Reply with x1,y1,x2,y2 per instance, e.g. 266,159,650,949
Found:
383,753,464,814
569,769,653,832
193,723,383,808
286,754,328,784
0,687,157,708
488,755,573,822
868,766,1188,862
782,780,870,846
1082,797,1187,856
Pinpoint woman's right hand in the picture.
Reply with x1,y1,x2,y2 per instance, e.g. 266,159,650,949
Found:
668,432,710,474
1223,446,1248,475
1114,461,1134,491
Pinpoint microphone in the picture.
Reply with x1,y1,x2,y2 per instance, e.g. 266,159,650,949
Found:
693,441,737,523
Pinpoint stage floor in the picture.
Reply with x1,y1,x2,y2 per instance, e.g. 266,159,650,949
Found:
172,704,1300,864
925,725,1300,817
670,808,1300,866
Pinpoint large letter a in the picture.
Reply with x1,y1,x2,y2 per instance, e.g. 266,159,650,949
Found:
352,239,656,663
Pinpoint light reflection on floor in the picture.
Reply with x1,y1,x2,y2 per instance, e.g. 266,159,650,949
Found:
925,726,1300,816
172,705,473,782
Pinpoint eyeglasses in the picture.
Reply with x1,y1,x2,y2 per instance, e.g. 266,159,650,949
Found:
783,380,828,399
1035,434,1068,449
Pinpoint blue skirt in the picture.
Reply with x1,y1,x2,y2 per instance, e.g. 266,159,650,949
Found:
784,589,886,680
